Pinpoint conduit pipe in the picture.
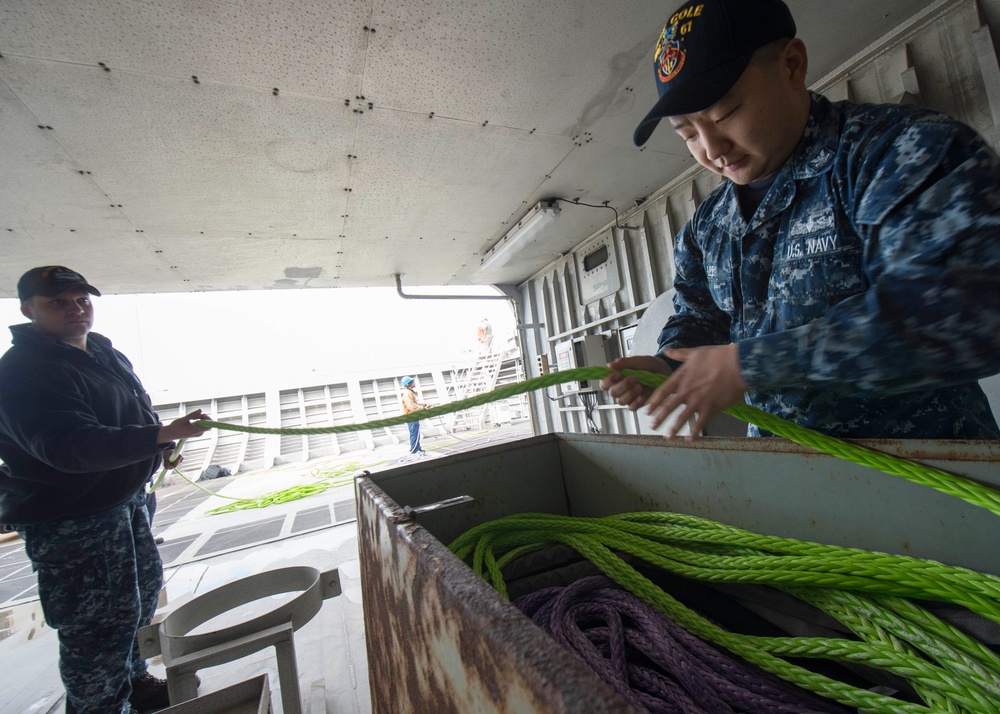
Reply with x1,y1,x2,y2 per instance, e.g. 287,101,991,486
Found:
393,272,512,302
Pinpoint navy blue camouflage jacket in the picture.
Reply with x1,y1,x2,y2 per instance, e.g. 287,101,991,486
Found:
658,93,1000,439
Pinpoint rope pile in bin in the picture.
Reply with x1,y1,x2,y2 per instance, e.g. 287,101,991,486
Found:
514,574,849,714
448,511,1000,714
189,366,1000,518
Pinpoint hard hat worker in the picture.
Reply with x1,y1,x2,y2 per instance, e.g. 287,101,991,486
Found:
602,0,1000,440
400,376,431,456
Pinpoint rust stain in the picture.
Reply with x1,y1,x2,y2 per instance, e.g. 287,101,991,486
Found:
562,432,1000,464
358,477,638,713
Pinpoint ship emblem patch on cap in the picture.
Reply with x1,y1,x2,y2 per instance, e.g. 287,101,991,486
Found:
655,22,685,84
655,3,706,86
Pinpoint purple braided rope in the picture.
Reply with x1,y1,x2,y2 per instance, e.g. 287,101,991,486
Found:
514,576,848,714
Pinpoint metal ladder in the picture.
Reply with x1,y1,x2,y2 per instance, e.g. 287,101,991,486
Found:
449,351,504,431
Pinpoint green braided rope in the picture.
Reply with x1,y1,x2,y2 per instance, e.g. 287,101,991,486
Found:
723,402,1000,519
449,511,1000,714
790,588,1000,708
600,513,1000,619
461,514,1000,622
190,366,1000,518
158,463,359,514
195,368,598,435
207,464,359,514
160,465,244,500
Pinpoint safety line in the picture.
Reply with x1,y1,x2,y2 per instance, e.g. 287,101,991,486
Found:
180,366,1000,517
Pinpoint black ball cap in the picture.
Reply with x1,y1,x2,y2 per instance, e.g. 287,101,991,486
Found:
17,266,101,302
634,0,796,146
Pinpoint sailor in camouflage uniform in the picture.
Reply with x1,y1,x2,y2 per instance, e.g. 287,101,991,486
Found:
0,266,209,713
602,0,1000,440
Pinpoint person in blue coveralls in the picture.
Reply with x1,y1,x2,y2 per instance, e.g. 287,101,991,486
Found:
400,376,431,455
601,0,1000,440
0,266,211,713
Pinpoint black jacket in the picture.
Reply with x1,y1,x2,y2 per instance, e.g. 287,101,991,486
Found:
0,325,165,525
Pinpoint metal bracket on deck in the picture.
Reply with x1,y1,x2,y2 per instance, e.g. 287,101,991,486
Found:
139,566,341,714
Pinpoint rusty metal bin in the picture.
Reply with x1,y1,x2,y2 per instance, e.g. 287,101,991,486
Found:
356,433,1000,713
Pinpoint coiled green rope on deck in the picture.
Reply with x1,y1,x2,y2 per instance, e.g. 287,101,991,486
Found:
190,366,1000,518
156,462,360,513
449,510,1000,714
207,463,359,514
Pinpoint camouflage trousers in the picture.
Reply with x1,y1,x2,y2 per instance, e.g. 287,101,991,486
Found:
18,491,163,714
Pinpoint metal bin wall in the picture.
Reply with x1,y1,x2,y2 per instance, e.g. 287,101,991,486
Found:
356,433,1000,713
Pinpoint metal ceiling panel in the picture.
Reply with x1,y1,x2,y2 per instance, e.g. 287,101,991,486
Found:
0,0,955,295
0,76,124,233
791,0,951,85
344,108,574,278
150,235,343,291
364,0,667,136
1,57,355,231
1,226,178,296
0,0,369,98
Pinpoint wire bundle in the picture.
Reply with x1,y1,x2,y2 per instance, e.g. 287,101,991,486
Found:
514,574,849,713
450,511,1000,714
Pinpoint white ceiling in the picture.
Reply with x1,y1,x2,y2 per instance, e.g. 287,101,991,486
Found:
0,0,942,296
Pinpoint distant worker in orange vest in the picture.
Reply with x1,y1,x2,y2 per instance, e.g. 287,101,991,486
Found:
400,376,430,455
476,317,494,354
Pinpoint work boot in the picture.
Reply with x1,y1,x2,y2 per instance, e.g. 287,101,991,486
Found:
128,672,170,713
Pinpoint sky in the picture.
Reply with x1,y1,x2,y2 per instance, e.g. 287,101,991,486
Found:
0,287,517,402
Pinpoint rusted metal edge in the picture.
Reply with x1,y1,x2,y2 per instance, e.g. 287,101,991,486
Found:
357,475,638,714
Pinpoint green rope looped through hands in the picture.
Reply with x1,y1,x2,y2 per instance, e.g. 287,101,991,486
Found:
189,366,1000,518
